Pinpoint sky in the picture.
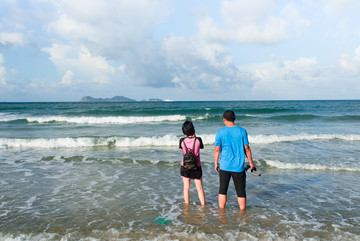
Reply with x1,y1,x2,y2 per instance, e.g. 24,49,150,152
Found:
0,0,360,102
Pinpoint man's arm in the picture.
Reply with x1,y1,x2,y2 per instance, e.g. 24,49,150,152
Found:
214,146,221,172
244,145,255,170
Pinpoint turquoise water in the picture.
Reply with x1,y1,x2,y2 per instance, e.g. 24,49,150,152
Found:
0,101,359,240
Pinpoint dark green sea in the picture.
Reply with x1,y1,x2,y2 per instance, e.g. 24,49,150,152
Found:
0,100,359,240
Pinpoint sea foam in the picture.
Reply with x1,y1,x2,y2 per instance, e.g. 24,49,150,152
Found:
1,133,359,149
264,159,360,172
0,135,181,149
0,114,207,124
249,133,360,144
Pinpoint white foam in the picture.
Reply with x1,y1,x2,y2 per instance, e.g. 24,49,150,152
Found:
0,137,97,149
25,196,37,209
1,133,359,149
27,115,188,124
0,135,186,149
0,114,208,124
265,159,360,172
0,210,9,217
0,113,20,122
194,113,210,120
250,133,360,144
0,233,59,241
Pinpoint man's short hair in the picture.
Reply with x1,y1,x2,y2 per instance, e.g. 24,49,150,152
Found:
223,110,236,122
182,120,195,136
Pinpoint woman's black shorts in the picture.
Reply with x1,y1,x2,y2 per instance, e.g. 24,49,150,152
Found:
219,169,246,198
180,166,202,179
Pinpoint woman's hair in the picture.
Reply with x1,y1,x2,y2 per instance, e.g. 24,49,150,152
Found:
223,110,236,122
182,120,195,136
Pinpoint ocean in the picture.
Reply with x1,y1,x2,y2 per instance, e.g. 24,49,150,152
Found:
0,100,359,240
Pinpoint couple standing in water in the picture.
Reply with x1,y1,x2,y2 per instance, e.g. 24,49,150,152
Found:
179,110,256,210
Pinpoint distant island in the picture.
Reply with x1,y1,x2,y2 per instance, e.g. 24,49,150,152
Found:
80,96,174,102
80,96,136,102
147,98,162,102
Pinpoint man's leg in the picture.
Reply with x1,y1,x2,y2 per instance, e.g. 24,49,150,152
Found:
232,171,247,210
218,170,231,208
182,177,190,204
237,197,246,210
218,194,227,208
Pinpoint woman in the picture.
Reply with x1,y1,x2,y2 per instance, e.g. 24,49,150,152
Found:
179,120,205,205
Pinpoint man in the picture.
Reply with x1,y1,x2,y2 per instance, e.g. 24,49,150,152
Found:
214,110,256,210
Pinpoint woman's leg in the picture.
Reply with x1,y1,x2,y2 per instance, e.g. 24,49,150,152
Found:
194,179,205,205
182,177,190,204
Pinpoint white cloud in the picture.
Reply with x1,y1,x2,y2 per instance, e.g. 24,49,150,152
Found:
0,53,7,87
46,0,172,56
340,45,360,77
114,40,172,87
0,0,32,47
118,64,126,72
42,44,115,84
1,0,360,101
0,31,26,46
40,0,175,87
239,52,360,99
0,53,16,92
323,0,360,13
0,2,29,30
61,70,74,85
197,0,307,44
163,35,252,90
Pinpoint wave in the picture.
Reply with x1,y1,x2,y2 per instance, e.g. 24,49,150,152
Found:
0,113,218,124
263,159,360,172
33,156,180,167
0,115,198,124
1,133,359,149
2,112,360,125
0,135,175,149
8,155,360,173
250,133,360,144
0,134,213,149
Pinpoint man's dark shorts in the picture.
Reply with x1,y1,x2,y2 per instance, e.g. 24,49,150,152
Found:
180,166,202,180
219,169,246,198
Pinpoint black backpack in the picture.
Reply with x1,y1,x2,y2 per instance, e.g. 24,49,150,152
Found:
182,138,198,171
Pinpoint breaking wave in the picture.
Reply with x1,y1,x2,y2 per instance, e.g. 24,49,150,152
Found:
0,114,214,124
1,115,187,124
1,133,359,149
263,159,360,172
250,133,360,144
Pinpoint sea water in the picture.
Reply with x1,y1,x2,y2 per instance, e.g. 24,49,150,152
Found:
0,100,359,240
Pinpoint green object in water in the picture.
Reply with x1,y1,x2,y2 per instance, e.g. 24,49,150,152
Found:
155,217,170,225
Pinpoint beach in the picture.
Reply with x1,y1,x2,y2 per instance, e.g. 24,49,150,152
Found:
0,100,359,240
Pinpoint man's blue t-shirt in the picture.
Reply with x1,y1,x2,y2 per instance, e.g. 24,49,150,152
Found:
215,126,249,172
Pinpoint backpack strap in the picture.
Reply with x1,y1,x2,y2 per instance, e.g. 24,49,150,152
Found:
182,139,189,153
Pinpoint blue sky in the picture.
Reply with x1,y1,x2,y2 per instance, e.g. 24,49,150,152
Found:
1,0,360,101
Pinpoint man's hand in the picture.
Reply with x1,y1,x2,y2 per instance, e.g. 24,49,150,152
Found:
245,145,255,171
214,146,221,173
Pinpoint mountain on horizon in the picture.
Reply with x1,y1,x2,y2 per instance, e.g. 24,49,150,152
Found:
80,96,136,102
